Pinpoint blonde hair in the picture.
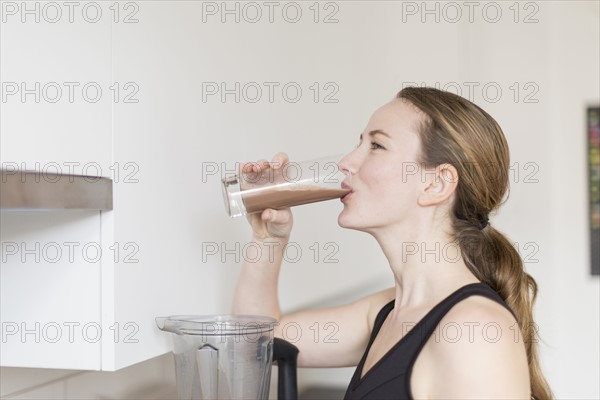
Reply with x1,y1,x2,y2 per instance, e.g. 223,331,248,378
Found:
397,86,552,400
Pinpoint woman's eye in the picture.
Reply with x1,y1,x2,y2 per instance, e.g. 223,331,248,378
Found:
370,142,384,150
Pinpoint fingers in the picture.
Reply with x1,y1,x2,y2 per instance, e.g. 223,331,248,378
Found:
241,159,268,173
241,152,289,173
271,152,289,169
238,152,293,239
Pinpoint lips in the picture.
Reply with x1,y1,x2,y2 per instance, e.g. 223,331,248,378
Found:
341,182,353,203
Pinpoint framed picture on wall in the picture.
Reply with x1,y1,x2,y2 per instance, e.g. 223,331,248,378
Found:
588,106,600,276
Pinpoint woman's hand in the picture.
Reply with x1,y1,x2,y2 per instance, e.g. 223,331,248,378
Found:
242,152,293,240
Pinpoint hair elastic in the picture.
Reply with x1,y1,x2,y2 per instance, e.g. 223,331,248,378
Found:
478,216,489,230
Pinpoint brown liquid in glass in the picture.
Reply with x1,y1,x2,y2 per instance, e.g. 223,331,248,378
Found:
241,184,350,213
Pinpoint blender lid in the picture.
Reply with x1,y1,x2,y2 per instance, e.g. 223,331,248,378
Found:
156,314,277,336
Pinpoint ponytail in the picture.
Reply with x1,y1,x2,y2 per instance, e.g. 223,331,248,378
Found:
456,221,553,400
397,86,553,399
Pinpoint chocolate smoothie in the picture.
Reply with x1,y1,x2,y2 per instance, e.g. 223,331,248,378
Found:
240,184,350,214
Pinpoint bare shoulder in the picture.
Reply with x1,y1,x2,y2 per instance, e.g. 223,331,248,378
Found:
443,294,519,336
427,295,531,399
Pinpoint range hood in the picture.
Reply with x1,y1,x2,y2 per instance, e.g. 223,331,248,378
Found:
0,169,113,210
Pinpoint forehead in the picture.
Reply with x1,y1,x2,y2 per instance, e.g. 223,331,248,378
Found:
364,98,424,138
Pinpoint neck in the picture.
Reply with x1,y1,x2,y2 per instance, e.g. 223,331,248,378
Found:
371,223,479,310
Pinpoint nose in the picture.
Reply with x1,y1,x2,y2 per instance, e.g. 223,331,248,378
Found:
338,149,358,177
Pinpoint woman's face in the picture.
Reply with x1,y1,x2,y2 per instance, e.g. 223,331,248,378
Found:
337,98,427,233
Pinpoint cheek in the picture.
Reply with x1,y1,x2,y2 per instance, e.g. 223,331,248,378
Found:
364,163,420,206
360,165,400,202
363,161,405,188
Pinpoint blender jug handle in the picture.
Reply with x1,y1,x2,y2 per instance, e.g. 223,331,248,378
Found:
197,344,219,399
273,338,299,400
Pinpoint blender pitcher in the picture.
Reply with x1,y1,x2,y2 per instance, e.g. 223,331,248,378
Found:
156,315,278,400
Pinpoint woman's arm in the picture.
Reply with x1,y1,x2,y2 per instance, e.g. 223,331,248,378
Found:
234,239,395,368
273,288,395,368
231,153,394,368
231,154,294,319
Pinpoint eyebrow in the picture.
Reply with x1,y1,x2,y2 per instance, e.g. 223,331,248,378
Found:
359,129,391,140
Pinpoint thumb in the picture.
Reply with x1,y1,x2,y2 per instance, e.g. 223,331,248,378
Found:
264,209,290,225
262,209,273,222
262,209,292,239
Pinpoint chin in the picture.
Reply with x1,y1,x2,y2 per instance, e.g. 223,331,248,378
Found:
337,210,368,232
337,211,347,228
337,209,352,229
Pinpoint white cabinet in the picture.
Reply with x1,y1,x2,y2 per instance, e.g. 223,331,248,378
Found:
0,1,228,370
0,211,102,369
0,1,112,178
0,2,110,369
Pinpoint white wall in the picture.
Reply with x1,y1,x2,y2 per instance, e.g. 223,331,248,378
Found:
545,3,600,397
1,1,598,399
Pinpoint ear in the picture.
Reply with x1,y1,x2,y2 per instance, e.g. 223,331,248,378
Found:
417,163,458,206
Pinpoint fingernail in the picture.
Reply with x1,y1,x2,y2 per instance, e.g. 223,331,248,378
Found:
264,211,272,220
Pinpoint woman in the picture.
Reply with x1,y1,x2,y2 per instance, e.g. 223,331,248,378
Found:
232,87,552,399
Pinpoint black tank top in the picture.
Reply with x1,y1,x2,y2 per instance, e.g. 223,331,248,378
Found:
343,283,515,400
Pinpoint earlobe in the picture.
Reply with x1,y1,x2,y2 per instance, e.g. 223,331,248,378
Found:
417,164,459,206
